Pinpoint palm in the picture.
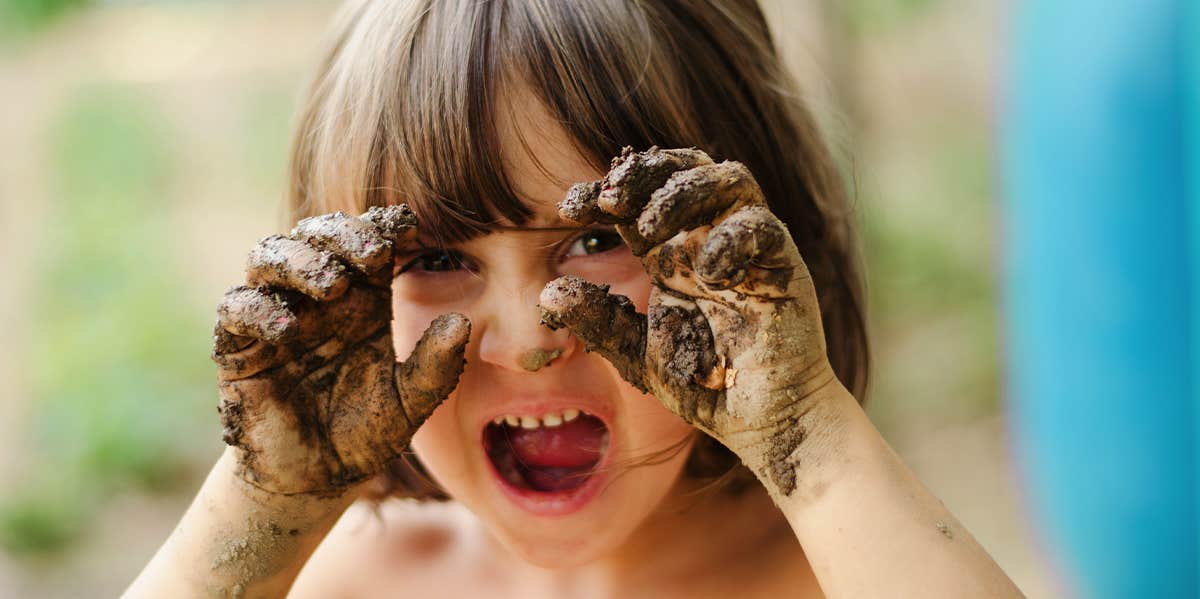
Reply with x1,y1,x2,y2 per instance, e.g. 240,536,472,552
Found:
540,147,836,495
213,206,469,495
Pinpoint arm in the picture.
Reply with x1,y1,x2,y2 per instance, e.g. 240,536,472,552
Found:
127,205,471,597
126,449,355,598
768,384,1022,598
539,146,1022,598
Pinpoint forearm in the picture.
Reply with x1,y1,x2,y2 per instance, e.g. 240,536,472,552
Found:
755,387,1023,598
126,447,356,598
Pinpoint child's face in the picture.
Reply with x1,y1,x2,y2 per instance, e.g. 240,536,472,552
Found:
389,86,695,567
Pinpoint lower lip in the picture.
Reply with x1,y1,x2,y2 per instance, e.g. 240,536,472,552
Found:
480,428,613,517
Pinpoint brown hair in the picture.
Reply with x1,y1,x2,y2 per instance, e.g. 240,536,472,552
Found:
287,0,869,498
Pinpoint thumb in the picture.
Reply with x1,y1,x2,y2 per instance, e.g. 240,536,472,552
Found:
538,276,648,393
395,312,472,427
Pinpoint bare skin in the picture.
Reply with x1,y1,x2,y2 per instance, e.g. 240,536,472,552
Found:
538,147,1025,598
129,142,1023,596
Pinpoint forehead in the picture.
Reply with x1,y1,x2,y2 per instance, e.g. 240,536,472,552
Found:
494,83,606,227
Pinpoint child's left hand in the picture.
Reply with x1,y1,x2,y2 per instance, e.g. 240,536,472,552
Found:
539,147,844,498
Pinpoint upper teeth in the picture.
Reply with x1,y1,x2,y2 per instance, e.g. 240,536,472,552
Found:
492,408,582,429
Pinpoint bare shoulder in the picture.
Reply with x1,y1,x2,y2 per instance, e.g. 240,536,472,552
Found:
290,497,480,598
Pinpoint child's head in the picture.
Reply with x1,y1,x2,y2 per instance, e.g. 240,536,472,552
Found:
287,0,867,566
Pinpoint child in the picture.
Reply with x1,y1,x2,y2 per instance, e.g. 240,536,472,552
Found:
129,0,1022,596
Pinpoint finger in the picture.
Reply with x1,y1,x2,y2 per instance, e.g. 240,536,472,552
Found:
538,276,648,393
695,205,796,295
395,313,472,426
212,320,297,380
245,234,352,301
646,294,724,423
213,340,294,380
560,181,609,226
292,211,392,279
639,226,708,297
213,321,254,355
636,161,765,246
216,286,307,344
596,146,714,221
561,180,662,255
361,204,419,247
296,285,392,363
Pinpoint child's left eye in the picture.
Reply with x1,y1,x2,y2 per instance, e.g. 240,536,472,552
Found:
564,230,625,258
394,249,473,277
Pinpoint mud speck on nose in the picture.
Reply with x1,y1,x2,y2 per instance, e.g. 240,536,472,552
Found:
518,348,562,371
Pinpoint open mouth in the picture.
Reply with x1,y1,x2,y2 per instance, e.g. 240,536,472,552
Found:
483,409,610,494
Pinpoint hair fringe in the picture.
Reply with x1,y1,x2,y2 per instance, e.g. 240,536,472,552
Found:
290,0,870,503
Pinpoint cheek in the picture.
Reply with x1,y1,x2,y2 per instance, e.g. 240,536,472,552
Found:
409,395,469,487
617,382,695,454
390,280,474,360
606,269,652,314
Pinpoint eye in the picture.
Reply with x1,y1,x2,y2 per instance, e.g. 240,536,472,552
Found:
564,229,625,258
396,249,472,276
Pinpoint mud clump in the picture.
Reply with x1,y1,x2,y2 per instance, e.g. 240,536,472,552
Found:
647,302,723,423
761,419,805,496
597,146,714,221
518,348,562,371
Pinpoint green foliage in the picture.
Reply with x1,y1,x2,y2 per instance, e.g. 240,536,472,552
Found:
860,128,1000,427
841,0,940,35
1,0,91,33
0,484,86,556
0,84,214,556
240,83,297,192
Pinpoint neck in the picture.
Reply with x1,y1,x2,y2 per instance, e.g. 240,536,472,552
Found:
492,475,808,597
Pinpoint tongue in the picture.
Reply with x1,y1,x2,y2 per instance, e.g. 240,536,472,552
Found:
505,416,607,469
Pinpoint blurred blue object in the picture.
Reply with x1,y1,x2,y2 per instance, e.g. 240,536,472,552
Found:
1003,1,1196,597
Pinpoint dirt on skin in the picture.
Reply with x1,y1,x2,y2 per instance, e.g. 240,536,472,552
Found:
517,347,562,371
212,204,471,496
210,518,290,594
540,147,838,498
245,235,350,301
937,521,955,540
539,277,648,392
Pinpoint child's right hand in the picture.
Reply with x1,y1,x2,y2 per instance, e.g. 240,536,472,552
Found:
211,205,471,496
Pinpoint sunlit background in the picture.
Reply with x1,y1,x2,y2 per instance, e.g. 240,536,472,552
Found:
0,0,1055,595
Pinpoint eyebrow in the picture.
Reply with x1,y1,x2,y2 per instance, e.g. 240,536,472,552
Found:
488,224,594,233
405,223,608,249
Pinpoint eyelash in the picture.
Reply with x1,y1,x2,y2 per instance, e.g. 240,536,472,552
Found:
562,229,625,259
394,249,474,276
393,229,626,277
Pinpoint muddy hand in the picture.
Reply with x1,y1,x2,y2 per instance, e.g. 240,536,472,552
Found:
213,205,471,496
539,147,838,497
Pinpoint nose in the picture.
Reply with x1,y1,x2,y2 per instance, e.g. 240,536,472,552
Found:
476,279,578,374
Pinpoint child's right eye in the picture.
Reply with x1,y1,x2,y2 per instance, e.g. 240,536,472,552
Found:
395,249,473,276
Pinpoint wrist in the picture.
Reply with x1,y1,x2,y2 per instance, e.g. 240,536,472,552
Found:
129,449,359,598
204,449,357,592
728,376,861,504
217,447,360,519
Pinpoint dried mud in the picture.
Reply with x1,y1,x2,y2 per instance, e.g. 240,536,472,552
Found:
545,147,826,499
213,205,471,495
539,276,648,392
518,347,562,371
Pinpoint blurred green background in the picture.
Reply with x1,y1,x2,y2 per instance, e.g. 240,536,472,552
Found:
0,0,1050,596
